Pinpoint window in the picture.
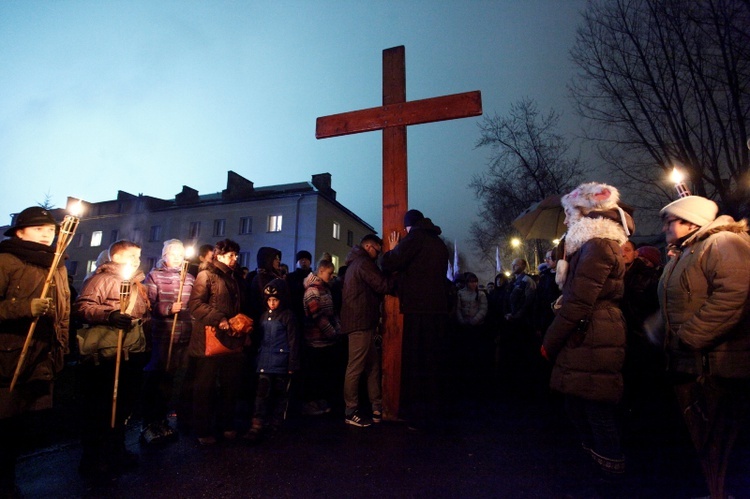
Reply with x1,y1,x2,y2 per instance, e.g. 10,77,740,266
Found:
149,225,162,242
239,252,253,269
73,233,84,248
109,229,119,244
239,217,253,235
90,231,103,247
132,228,142,244
347,230,354,247
66,261,78,277
189,221,201,239
332,221,340,240
86,260,98,275
331,254,339,272
213,219,226,237
267,215,282,232
146,257,157,271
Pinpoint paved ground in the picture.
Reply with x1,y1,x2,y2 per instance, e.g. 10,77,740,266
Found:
12,368,750,499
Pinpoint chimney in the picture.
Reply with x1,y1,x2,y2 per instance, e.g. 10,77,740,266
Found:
222,171,254,200
312,173,336,200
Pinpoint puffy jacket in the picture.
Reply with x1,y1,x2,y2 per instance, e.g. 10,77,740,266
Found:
341,245,391,334
144,262,194,343
543,216,628,404
257,308,300,374
0,239,69,413
455,287,488,326
74,261,150,326
188,261,241,357
658,216,750,378
381,218,450,314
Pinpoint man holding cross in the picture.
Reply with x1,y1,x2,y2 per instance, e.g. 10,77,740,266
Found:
382,209,450,431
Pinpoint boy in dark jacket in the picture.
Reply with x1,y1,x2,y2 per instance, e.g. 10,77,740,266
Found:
245,280,299,442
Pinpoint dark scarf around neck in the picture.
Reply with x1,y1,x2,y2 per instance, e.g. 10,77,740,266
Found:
0,238,64,269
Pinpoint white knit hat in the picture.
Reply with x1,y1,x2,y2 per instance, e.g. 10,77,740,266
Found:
660,195,718,227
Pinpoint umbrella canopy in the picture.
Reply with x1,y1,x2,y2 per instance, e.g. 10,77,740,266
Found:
511,194,565,240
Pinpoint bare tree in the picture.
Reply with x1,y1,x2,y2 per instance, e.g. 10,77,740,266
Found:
470,98,584,266
570,0,750,217
37,191,56,210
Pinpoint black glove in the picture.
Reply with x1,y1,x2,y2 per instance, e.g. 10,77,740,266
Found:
108,311,134,331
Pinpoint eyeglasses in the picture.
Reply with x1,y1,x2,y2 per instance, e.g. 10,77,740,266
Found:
662,218,681,228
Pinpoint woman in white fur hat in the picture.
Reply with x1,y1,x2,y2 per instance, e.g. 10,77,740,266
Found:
541,182,634,480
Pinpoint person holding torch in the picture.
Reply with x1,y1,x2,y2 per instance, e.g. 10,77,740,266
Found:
0,207,70,497
141,239,195,445
73,240,149,480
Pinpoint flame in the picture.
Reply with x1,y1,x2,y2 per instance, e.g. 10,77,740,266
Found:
185,245,196,259
68,199,83,217
670,167,684,184
121,262,135,281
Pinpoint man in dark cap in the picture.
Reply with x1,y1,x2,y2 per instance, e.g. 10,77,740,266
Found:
0,207,70,496
287,250,313,330
381,209,450,431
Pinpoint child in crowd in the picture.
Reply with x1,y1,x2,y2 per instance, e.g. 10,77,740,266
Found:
244,280,299,442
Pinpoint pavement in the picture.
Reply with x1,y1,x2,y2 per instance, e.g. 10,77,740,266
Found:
12,367,750,499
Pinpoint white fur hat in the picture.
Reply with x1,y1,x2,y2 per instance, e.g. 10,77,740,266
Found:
660,195,718,227
561,182,620,214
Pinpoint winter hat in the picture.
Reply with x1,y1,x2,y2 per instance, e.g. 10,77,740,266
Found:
637,246,662,268
264,278,284,300
403,209,424,227
660,195,718,227
4,207,59,237
562,182,620,214
295,250,312,263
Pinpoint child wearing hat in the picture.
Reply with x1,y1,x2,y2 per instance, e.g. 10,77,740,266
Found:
244,279,299,442
0,207,70,497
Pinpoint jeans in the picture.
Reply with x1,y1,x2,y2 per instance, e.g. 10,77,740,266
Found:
343,329,382,415
564,394,623,461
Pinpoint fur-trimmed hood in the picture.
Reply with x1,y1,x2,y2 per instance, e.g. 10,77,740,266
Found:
564,215,629,255
681,215,749,248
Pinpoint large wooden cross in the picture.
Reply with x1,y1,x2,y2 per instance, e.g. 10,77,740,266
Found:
316,45,482,420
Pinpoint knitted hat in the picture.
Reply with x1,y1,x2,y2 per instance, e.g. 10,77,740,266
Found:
263,279,283,300
636,246,662,268
403,209,424,227
561,182,620,214
295,250,312,263
4,207,59,237
660,196,718,227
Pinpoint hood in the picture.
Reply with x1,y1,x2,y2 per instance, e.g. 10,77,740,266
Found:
345,245,368,265
682,215,749,247
564,215,629,255
256,246,281,271
304,272,326,289
410,217,442,236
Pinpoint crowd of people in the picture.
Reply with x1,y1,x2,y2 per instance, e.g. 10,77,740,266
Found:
1,184,749,498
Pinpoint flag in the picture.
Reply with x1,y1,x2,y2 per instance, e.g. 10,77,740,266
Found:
496,246,503,273
453,240,460,278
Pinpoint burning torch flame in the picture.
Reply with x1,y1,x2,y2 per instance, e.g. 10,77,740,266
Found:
670,167,691,198
121,262,135,281
185,245,196,260
68,199,83,217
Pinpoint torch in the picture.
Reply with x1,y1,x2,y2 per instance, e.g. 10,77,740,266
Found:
165,245,194,371
670,167,691,198
10,200,82,392
111,262,135,428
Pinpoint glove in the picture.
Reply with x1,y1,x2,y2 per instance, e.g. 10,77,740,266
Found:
30,298,52,317
108,311,134,331
228,313,253,336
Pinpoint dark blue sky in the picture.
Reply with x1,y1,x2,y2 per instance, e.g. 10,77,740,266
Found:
1,0,588,278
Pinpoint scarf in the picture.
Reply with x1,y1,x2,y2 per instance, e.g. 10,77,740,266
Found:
0,238,64,269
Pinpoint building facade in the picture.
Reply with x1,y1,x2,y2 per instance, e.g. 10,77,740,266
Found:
18,171,375,289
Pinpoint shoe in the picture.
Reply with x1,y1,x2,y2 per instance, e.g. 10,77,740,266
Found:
197,436,216,446
372,410,382,424
345,410,372,428
302,401,326,416
316,399,332,414
140,423,166,445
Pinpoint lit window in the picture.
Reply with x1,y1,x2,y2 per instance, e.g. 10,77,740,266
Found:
90,231,103,247
332,222,341,240
239,217,253,235
214,219,226,237
268,215,282,232
331,254,339,271
86,260,97,274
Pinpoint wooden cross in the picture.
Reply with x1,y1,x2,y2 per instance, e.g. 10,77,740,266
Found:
316,45,482,420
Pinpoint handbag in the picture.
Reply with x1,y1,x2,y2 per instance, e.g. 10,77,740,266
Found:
204,324,245,356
